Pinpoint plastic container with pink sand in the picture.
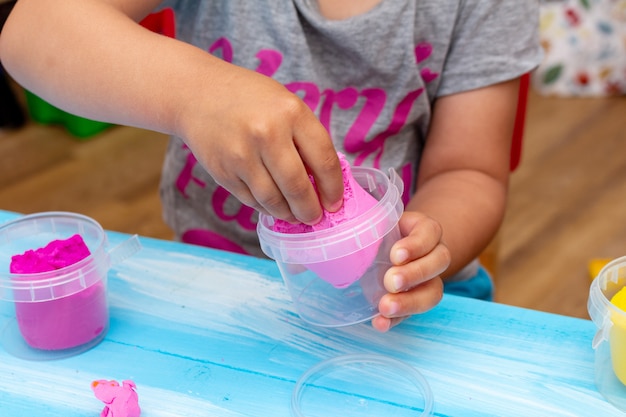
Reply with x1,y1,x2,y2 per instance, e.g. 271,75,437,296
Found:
257,162,404,327
0,212,140,360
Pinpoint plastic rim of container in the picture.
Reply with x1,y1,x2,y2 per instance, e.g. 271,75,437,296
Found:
258,167,403,263
0,211,108,302
291,354,434,417
589,256,626,344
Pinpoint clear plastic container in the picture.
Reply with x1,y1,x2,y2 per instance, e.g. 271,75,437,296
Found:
0,212,140,360
588,256,626,411
292,354,434,417
257,167,404,327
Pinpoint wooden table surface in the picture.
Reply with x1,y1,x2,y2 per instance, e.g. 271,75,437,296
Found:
0,210,622,416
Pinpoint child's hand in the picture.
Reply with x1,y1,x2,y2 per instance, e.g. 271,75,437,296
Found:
178,64,344,225
372,211,449,332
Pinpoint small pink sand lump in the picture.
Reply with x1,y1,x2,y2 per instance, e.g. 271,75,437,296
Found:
92,379,141,417
10,234,91,273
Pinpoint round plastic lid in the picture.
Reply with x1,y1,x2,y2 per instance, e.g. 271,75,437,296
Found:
292,354,434,417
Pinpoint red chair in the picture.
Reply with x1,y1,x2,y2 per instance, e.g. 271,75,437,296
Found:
480,72,530,278
510,73,530,172
139,8,176,38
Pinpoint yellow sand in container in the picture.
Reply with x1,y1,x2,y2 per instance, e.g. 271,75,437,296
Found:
610,287,626,385
589,259,611,281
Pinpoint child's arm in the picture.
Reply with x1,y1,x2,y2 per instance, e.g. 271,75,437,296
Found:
0,0,344,224
373,78,520,332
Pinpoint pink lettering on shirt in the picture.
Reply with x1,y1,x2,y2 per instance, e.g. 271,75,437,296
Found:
212,186,257,230
286,82,321,110
255,49,282,77
342,88,387,151
318,87,359,131
349,87,424,167
209,37,233,62
176,145,206,198
415,42,439,83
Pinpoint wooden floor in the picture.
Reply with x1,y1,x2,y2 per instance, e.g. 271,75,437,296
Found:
497,91,626,319
1,89,625,320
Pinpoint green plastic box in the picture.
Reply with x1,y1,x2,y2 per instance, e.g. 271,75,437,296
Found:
24,90,112,139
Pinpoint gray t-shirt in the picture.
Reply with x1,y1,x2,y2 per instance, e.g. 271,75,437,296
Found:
157,0,543,257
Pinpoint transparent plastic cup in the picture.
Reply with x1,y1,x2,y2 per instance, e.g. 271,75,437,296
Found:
0,212,140,360
257,167,404,327
588,256,626,411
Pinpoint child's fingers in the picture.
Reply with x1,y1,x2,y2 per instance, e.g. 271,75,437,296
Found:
392,212,445,264
240,173,296,223
371,315,407,333
292,109,344,214
251,148,318,224
376,276,443,328
384,243,450,293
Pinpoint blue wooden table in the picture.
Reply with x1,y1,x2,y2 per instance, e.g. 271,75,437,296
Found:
0,210,622,416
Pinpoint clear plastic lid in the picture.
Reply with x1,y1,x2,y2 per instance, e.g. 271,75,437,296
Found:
292,354,434,417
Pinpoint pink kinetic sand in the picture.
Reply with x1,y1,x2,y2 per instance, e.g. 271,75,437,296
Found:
10,234,108,350
272,153,381,288
92,379,141,417
10,234,91,274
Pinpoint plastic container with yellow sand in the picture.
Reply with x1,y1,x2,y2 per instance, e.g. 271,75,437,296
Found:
588,256,626,411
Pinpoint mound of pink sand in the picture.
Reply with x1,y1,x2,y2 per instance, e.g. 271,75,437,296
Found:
10,234,91,274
